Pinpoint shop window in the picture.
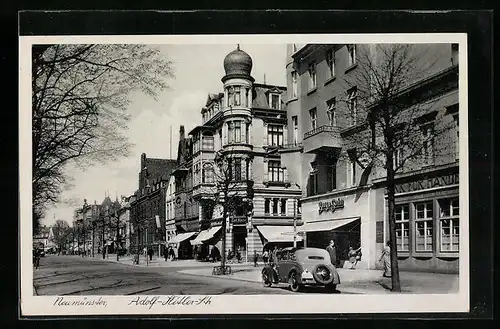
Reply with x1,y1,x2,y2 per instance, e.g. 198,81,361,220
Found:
308,63,317,90
415,201,433,252
267,125,284,147
439,198,459,252
395,204,410,252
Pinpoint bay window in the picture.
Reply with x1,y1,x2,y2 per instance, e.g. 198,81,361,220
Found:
439,198,459,252
292,116,299,145
395,204,410,252
202,135,214,150
270,93,280,110
415,201,433,252
228,121,243,144
234,158,242,182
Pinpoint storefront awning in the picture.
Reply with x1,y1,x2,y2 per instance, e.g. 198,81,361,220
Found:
256,226,303,243
169,232,197,244
191,226,222,245
298,217,360,233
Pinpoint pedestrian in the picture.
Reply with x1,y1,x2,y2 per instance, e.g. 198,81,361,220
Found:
262,249,269,264
348,246,362,269
236,249,242,263
148,247,154,261
379,240,392,277
169,246,176,261
326,240,338,267
253,250,258,267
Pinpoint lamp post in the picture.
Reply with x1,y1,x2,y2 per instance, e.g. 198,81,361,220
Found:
81,199,91,257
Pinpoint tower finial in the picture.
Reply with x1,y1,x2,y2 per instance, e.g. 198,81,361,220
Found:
237,44,240,51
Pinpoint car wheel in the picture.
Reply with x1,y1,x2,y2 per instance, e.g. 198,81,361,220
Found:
288,272,301,292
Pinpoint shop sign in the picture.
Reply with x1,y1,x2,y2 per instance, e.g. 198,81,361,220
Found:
231,217,248,225
318,198,345,215
394,172,459,194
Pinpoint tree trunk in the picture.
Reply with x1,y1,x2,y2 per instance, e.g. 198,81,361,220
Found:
386,149,402,292
116,220,120,261
92,226,95,257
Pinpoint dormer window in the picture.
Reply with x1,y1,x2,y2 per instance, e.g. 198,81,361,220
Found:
269,93,281,110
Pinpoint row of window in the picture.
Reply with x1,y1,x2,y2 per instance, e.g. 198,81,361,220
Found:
264,198,288,216
394,197,459,253
225,85,282,110
307,87,358,132
192,135,215,153
291,45,357,98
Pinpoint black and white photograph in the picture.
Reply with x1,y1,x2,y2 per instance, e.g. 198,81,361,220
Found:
20,33,469,316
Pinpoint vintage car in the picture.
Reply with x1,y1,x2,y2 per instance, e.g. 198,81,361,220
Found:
261,247,340,292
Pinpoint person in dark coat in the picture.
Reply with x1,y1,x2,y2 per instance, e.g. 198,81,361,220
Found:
326,240,337,267
147,248,154,261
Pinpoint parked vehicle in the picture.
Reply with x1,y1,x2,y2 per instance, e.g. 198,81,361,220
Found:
261,247,340,292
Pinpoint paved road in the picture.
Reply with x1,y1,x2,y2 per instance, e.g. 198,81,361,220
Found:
33,255,296,296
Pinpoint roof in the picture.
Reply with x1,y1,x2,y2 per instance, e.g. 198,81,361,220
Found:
143,158,177,182
252,84,287,109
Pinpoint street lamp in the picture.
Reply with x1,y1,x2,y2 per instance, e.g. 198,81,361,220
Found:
81,199,90,257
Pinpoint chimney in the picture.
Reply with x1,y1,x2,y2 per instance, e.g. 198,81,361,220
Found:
179,125,185,141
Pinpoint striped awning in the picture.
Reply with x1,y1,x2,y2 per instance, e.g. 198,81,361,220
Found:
298,217,360,232
169,232,197,244
256,226,303,243
191,226,222,245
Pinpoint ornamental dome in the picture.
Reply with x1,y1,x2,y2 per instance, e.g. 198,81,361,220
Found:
223,45,253,78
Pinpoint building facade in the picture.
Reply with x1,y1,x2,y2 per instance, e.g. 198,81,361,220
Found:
129,153,177,256
286,43,459,273
165,175,177,245
172,46,303,261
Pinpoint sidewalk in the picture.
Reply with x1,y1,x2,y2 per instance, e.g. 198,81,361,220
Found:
86,253,264,269
178,266,459,294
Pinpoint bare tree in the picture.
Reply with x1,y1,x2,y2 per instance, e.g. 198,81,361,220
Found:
32,44,174,233
51,219,71,254
203,150,253,275
337,44,458,291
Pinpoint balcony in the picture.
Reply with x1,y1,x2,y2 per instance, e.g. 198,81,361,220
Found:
303,125,342,154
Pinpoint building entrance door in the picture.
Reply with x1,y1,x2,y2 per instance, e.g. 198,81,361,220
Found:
306,219,361,267
233,225,247,259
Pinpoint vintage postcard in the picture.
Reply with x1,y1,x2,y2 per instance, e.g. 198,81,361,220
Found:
20,33,469,316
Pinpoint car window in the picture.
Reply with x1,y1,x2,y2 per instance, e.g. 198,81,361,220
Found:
308,256,324,260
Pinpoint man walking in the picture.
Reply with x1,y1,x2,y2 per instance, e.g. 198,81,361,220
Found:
326,240,337,267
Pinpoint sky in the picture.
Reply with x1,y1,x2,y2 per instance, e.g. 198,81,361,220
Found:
43,44,287,227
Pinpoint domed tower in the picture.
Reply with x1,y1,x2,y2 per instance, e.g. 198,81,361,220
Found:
219,45,255,257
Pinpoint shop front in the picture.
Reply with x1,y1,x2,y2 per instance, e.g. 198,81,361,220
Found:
169,231,198,259
190,226,223,261
300,187,384,269
384,166,460,273
256,225,304,252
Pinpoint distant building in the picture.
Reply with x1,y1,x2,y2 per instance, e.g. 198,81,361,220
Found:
33,225,55,250
129,153,177,256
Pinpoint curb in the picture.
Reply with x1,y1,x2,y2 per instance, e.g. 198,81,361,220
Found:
178,270,262,284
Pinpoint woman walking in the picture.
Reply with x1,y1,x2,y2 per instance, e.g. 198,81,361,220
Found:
379,241,392,277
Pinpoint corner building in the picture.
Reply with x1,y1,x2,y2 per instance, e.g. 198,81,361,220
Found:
174,46,303,261
286,43,459,273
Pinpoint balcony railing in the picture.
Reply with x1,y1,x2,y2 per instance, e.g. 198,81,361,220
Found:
304,125,341,139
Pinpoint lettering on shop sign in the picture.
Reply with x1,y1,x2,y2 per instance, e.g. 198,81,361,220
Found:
318,198,345,215
394,172,459,194
231,217,248,225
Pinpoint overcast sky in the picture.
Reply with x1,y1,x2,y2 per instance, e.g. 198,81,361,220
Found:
44,44,287,227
